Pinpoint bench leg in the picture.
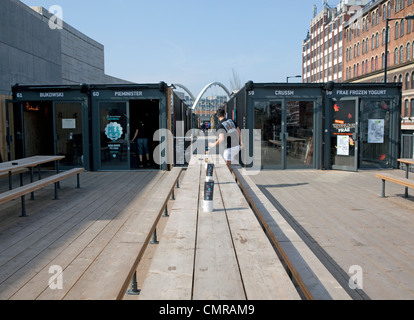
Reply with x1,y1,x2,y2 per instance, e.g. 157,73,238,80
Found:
381,179,386,198
170,189,175,200
20,195,27,217
150,228,159,244
54,182,59,200
77,173,81,189
162,205,169,217
126,272,141,295
30,167,34,200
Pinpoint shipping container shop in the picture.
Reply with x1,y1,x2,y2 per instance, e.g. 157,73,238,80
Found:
227,82,402,171
11,83,191,171
10,84,90,170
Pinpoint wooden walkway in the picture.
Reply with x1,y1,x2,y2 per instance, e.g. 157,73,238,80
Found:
0,170,173,299
249,168,414,300
1,163,413,300
139,156,300,300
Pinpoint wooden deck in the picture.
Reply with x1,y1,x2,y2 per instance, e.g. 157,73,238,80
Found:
0,170,174,299
138,156,300,300
249,168,414,300
1,164,414,300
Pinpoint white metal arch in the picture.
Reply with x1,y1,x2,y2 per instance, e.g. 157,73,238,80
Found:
192,82,231,110
173,83,195,101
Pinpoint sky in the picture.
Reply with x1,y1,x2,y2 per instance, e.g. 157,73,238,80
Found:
20,0,320,97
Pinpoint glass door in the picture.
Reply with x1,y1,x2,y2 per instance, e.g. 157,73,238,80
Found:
254,100,316,169
54,102,84,168
330,98,358,172
286,100,315,168
254,100,283,168
99,102,129,170
359,100,391,168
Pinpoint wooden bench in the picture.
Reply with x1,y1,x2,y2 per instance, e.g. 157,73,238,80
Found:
140,155,300,300
233,167,352,300
375,172,414,198
139,159,201,300
0,168,84,217
61,167,182,300
0,168,29,179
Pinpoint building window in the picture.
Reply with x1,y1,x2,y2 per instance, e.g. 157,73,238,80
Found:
411,100,414,117
388,2,391,17
401,20,405,37
408,19,412,34
362,40,365,54
407,43,411,60
405,100,409,117
406,73,410,90
382,53,385,68
396,22,400,38
395,47,399,64
372,12,376,26
400,45,404,62
372,35,375,49
383,5,387,20
382,29,386,45
376,32,379,48
412,72,414,89
375,56,378,70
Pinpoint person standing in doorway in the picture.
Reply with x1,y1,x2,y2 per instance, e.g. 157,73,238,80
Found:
209,108,243,170
131,119,151,167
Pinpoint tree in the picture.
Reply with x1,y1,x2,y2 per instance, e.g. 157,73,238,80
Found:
229,68,242,93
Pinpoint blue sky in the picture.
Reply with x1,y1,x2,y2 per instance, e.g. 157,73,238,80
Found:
21,0,318,96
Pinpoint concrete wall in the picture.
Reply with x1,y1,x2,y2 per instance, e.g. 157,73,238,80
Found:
0,0,130,96
0,0,132,162
30,6,130,85
0,0,62,95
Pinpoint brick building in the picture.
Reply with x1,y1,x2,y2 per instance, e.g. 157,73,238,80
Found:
343,0,414,132
302,0,371,84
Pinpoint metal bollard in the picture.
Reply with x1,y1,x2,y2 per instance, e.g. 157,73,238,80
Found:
126,272,141,295
162,205,169,217
150,228,159,244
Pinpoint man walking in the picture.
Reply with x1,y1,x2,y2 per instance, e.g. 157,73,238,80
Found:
209,108,242,169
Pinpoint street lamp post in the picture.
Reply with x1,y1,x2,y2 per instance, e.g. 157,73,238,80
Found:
384,15,414,83
286,75,302,83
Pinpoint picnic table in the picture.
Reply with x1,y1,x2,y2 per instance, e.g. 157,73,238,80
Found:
0,155,64,190
0,155,84,217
